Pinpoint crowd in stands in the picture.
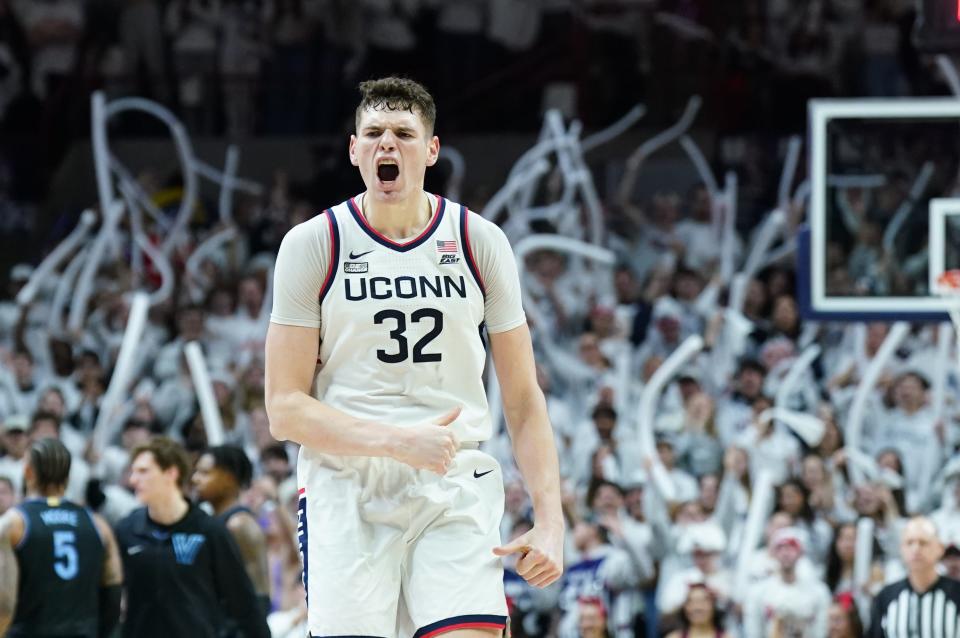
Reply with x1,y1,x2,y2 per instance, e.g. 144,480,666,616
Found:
2,1,960,637
2,156,959,637
0,0,947,203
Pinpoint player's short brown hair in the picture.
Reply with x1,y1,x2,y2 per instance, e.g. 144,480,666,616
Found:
355,77,436,136
132,436,192,490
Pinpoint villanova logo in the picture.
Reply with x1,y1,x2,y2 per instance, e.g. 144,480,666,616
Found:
171,533,206,565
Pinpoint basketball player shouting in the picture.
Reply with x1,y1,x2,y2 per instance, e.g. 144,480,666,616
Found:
265,77,563,638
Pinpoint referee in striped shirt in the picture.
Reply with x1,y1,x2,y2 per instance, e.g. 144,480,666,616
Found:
869,517,960,637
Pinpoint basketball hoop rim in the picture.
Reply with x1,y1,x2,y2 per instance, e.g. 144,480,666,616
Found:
935,269,960,297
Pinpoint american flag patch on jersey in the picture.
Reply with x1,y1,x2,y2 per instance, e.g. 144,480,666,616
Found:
436,240,458,253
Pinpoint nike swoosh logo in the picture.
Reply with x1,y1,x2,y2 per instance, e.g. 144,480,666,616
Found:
473,469,494,479
349,250,374,260
127,546,144,555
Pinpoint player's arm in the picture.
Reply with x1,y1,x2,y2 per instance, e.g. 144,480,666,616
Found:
266,323,458,471
265,221,457,472
0,509,24,634
210,523,271,638
489,324,564,588
467,214,563,587
225,512,271,611
92,514,122,638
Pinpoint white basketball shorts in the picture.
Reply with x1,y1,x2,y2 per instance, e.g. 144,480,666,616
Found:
297,447,508,637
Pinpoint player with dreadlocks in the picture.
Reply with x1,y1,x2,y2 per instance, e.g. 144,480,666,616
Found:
0,437,123,636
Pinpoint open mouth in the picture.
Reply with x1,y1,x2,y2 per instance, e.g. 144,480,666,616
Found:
377,160,399,182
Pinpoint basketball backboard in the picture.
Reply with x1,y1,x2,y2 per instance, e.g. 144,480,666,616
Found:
930,197,960,293
805,98,960,321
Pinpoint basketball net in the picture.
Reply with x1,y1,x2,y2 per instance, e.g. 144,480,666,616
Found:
935,269,960,373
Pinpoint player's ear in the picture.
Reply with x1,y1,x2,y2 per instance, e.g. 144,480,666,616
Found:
349,135,359,167
425,136,440,167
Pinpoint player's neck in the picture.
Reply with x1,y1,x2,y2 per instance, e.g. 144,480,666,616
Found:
210,494,240,517
779,565,797,583
147,491,190,526
25,486,65,500
360,190,433,240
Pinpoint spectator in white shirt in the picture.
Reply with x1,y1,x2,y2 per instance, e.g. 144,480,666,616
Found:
557,518,641,638
0,413,28,496
716,358,766,447
0,348,44,418
775,478,834,565
655,436,699,504
658,521,732,615
737,395,800,485
744,527,831,638
873,371,941,513
675,184,722,273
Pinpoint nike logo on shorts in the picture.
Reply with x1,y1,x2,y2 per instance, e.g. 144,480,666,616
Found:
349,249,374,259
127,545,144,555
473,469,494,478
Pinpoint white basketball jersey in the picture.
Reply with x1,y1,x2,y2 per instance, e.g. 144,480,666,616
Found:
312,194,491,447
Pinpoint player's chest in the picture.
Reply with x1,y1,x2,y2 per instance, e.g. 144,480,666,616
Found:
124,531,211,571
327,244,482,311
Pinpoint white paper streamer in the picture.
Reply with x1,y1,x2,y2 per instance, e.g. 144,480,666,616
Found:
108,155,172,230
185,226,239,302
757,237,797,270
117,181,145,285
882,161,934,254
481,159,551,221
932,322,953,424
719,171,739,284
513,235,616,332
439,145,466,202
623,95,701,171
758,408,825,447
774,344,821,412
777,136,802,209
47,245,90,337
853,517,876,621
733,469,775,602
937,54,960,98
542,111,605,245
91,92,115,217
102,96,199,256
131,226,175,307
16,210,96,307
184,341,226,446
0,367,26,415
638,335,705,502
192,159,263,195
846,322,909,486
92,292,150,452
67,200,125,334
729,209,787,312
580,104,646,153
679,134,719,196
218,145,240,224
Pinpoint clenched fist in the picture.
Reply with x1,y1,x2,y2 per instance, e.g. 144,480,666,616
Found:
391,407,461,474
